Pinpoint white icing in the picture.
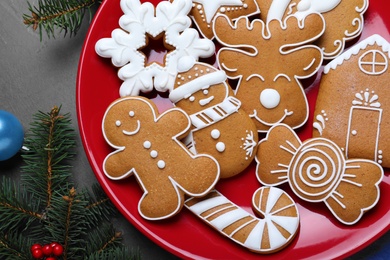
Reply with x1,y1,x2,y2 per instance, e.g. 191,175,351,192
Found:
115,120,121,127
95,0,215,96
189,96,241,129
260,89,281,109
294,0,341,20
157,160,166,169
358,50,388,75
185,187,299,253
324,34,390,74
150,150,158,158
122,120,141,136
169,70,227,103
143,140,151,149
216,142,226,152
129,110,135,117
211,129,221,139
193,0,243,23
267,0,291,23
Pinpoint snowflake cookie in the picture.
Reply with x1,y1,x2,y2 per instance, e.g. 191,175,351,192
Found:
95,0,215,96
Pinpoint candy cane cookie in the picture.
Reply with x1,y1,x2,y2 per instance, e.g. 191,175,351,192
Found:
185,186,300,254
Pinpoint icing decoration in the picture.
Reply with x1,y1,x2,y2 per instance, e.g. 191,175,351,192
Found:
324,34,390,74
192,0,243,24
185,186,299,254
189,96,241,129
345,88,383,164
213,13,324,132
169,70,227,103
102,96,220,220
256,124,383,225
260,88,281,109
95,0,215,96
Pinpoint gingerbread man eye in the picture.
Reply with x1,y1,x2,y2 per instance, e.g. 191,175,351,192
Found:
115,120,121,127
129,111,135,117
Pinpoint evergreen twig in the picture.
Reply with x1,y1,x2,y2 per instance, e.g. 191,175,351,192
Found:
23,0,100,40
0,106,136,259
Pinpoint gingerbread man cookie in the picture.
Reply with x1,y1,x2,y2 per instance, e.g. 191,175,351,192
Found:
213,12,325,132
169,58,258,178
102,96,220,220
256,124,383,225
266,0,368,59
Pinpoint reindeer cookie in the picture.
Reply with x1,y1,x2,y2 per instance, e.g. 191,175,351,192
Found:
266,0,368,59
213,12,325,133
169,58,258,178
102,96,220,220
256,124,383,225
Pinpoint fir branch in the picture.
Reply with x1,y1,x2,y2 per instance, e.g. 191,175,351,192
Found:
23,0,100,40
21,106,76,208
0,231,31,260
0,177,42,233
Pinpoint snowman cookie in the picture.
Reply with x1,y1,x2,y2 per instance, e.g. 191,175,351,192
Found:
169,58,258,178
102,96,220,220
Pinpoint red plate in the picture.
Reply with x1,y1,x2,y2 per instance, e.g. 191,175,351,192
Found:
77,0,390,259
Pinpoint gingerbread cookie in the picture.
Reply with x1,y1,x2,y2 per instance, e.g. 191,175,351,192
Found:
256,124,383,225
102,96,220,220
185,186,299,254
169,58,258,178
266,0,368,59
313,34,390,167
189,0,260,39
212,12,325,132
95,0,215,96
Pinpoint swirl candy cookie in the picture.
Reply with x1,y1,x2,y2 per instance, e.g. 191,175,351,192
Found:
256,124,383,225
266,0,368,59
95,0,215,96
213,12,325,132
313,34,390,168
169,58,258,178
102,96,220,220
185,186,300,254
189,0,260,39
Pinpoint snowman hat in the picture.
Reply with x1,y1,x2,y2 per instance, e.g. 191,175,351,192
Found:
169,56,227,104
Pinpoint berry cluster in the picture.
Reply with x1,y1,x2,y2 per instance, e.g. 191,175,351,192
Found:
30,242,64,259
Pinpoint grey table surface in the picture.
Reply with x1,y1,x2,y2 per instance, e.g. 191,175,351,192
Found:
1,1,389,259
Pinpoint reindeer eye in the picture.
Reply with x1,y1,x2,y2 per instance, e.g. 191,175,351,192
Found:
129,111,135,117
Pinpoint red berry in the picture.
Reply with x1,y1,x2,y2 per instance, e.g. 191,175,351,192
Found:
42,244,53,256
46,257,57,260
31,248,44,259
30,243,41,252
52,243,64,256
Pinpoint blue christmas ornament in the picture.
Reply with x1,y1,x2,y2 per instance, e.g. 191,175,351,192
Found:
0,110,24,161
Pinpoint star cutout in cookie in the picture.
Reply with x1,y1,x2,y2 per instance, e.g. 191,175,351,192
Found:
193,0,243,23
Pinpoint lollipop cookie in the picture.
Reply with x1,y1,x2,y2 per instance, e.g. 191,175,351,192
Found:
256,124,383,225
